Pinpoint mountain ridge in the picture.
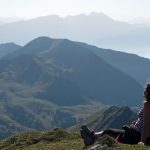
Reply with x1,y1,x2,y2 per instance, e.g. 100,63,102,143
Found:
0,36,143,106
84,43,150,85
0,13,149,57
69,106,137,132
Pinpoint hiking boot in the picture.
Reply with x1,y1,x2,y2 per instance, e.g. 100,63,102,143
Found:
122,125,129,131
81,125,94,136
80,125,94,146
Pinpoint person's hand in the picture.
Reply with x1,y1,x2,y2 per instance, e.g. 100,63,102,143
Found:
114,138,119,143
138,142,144,146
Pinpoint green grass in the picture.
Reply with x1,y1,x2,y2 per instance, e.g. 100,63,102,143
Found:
0,129,85,150
0,129,150,150
113,144,150,150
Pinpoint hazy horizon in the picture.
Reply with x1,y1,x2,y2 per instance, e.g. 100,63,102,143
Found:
0,0,150,23
1,13,150,25
0,0,150,58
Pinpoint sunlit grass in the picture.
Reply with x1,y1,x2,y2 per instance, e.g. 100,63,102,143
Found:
0,129,149,150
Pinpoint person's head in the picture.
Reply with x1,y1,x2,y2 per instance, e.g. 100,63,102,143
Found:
144,84,150,102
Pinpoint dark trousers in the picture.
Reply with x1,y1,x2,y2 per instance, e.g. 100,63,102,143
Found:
145,138,150,146
102,125,141,144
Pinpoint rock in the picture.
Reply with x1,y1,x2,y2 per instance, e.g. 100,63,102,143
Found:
87,144,108,150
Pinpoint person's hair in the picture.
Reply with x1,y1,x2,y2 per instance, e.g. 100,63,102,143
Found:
145,84,150,102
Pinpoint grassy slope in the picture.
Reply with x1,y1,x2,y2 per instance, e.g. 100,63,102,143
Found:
0,129,150,150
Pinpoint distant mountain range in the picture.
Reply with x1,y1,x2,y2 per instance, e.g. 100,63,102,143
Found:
0,13,150,57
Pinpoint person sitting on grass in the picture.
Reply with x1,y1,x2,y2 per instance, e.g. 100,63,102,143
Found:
80,83,150,146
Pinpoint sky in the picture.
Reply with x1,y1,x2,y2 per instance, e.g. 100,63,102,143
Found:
0,0,150,22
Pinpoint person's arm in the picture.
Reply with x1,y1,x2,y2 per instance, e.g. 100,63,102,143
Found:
141,102,150,144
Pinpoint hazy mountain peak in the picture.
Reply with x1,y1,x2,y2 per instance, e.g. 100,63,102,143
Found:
89,12,113,20
64,12,114,24
29,14,62,22
0,42,21,47
26,36,52,43
0,42,21,58
2,36,54,59
65,13,87,19
65,12,113,20
21,36,53,53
